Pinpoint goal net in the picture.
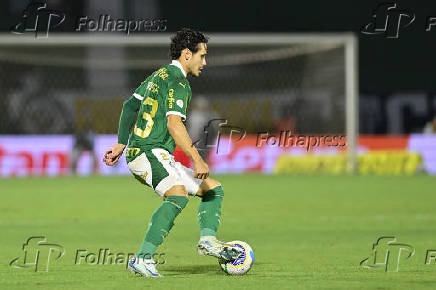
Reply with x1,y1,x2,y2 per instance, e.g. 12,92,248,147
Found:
0,33,358,173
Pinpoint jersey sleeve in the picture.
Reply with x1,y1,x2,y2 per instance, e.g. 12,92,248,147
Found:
117,80,147,144
165,80,190,121
117,95,141,145
132,80,148,101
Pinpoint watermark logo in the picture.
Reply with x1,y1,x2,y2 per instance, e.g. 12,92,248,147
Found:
425,250,436,265
9,236,65,272
361,3,415,39
192,119,246,155
10,1,166,38
75,15,167,35
10,1,65,38
360,2,436,38
74,249,166,266
256,131,346,151
360,236,415,272
9,237,166,272
191,119,346,154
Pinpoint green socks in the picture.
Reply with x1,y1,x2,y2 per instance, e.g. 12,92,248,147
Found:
198,186,224,237
137,196,188,258
137,186,225,258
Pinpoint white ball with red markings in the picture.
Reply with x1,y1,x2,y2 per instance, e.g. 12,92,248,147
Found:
218,241,254,275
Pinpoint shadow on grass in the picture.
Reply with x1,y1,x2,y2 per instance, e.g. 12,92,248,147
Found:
162,264,221,276
160,262,269,277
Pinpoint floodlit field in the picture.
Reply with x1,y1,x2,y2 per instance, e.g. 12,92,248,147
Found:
1,174,436,289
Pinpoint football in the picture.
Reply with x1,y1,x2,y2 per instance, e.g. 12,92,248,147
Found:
219,241,254,275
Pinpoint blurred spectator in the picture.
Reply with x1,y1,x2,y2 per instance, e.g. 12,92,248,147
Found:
70,124,98,174
187,96,219,163
274,105,296,133
423,116,436,134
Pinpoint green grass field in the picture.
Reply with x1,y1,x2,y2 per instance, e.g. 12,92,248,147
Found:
1,174,436,289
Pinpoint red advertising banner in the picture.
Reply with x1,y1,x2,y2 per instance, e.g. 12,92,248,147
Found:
0,134,434,177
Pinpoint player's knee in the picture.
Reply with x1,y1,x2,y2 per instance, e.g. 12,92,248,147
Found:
205,178,221,190
197,178,221,196
164,185,188,199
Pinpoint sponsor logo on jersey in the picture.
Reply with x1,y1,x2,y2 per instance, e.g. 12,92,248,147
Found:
168,89,175,109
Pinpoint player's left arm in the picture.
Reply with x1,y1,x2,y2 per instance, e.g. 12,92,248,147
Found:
165,81,209,179
104,95,141,166
167,114,209,179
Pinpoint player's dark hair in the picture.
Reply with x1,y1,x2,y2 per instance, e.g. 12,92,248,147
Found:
170,28,208,60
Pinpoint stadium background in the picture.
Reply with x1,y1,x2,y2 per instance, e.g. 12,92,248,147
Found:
1,1,436,289
0,0,435,177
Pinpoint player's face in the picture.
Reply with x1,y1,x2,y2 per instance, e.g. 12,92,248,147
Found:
189,43,207,77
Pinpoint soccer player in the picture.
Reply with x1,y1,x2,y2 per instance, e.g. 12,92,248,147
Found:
103,28,242,278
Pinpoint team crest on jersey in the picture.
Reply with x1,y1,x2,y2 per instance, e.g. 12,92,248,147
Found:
176,99,184,108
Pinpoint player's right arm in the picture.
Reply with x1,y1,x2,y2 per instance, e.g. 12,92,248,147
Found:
103,94,141,166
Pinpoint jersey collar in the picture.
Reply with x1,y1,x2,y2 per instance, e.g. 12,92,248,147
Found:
170,60,187,78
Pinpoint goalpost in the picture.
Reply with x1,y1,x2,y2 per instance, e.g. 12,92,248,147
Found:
0,33,358,173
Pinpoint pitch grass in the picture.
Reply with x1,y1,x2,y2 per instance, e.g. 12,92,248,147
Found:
1,174,436,289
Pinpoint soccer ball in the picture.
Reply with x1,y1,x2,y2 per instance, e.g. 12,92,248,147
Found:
219,241,254,275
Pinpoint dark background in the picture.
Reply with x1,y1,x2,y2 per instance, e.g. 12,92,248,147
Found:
1,0,435,133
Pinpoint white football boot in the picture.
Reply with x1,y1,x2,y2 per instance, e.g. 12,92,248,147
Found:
127,256,162,278
197,236,243,260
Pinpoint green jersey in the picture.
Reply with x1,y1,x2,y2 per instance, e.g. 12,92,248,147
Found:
126,63,191,160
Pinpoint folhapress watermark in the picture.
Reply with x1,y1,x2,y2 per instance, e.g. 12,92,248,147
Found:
191,119,346,154
360,236,436,272
10,1,167,38
360,236,415,272
10,236,165,272
75,15,167,35
362,2,436,38
9,236,65,272
10,2,65,38
256,131,346,151
74,249,166,266
192,119,246,155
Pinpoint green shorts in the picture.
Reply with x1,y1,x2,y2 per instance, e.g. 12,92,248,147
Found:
127,148,202,197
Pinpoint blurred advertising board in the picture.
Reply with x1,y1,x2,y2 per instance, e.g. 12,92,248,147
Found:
209,134,434,175
0,135,127,177
0,134,435,177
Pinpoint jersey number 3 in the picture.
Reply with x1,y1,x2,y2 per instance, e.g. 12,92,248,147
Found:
134,97,158,138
